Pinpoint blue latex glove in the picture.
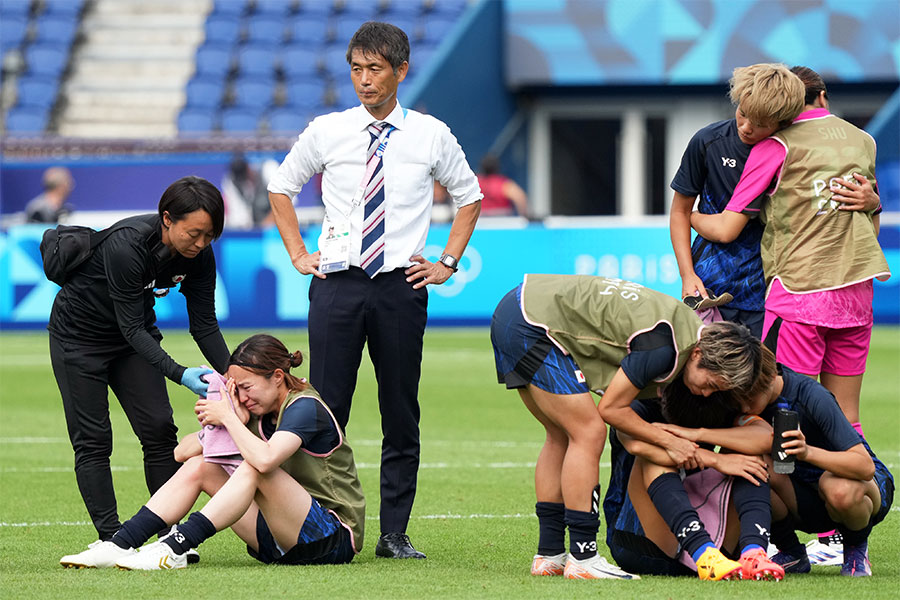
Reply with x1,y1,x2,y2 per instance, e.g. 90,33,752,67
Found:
181,367,214,396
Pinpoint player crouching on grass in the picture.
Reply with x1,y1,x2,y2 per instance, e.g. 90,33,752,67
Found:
490,274,764,580
604,349,784,581
741,359,894,577
60,334,365,570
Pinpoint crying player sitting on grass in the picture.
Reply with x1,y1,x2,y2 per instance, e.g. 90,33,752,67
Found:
604,350,784,582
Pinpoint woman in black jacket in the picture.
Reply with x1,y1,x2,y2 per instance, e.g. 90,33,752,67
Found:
49,176,230,552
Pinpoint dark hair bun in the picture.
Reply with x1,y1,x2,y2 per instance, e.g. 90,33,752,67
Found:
289,350,304,368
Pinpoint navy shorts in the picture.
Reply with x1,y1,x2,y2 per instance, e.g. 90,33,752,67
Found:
490,285,590,395
249,496,355,565
608,529,694,577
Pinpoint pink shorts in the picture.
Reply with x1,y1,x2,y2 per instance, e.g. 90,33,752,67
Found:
762,312,872,376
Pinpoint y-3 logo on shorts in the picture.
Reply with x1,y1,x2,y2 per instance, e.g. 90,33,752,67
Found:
721,157,737,168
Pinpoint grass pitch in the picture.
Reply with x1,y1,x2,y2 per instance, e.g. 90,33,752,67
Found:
1,327,897,599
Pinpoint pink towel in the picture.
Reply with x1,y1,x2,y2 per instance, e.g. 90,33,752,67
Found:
196,370,242,474
677,469,733,571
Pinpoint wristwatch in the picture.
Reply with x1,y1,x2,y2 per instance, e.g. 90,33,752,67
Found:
439,253,459,272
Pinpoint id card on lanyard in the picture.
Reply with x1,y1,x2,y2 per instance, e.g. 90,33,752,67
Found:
319,123,397,274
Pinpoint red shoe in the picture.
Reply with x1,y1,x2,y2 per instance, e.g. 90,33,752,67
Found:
740,547,785,581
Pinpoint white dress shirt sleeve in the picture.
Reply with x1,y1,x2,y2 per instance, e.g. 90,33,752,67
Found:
432,121,483,209
267,120,325,199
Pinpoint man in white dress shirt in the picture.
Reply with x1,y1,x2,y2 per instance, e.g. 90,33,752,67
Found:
268,22,482,559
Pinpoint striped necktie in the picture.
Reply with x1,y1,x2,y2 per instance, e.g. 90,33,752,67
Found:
360,121,391,277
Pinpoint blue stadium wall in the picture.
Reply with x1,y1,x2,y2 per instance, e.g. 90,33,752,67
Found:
2,222,897,329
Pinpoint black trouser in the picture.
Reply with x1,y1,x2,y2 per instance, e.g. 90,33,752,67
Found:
308,267,428,535
49,334,179,540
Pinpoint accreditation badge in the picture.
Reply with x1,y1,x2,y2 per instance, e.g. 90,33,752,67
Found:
319,216,351,274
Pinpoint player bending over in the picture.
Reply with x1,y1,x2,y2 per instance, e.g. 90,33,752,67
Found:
490,275,763,580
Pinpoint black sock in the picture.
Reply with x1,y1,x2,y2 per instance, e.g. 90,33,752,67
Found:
647,472,714,559
770,517,803,554
163,512,217,555
111,506,167,550
731,477,771,553
535,502,566,556
565,508,599,560
838,523,871,548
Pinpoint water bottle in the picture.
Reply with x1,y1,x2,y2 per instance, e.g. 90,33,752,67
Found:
772,402,799,474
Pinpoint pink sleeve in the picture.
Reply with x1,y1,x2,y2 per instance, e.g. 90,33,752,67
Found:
725,138,787,213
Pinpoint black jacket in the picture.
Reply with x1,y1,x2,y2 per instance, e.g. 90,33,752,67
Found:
48,214,229,382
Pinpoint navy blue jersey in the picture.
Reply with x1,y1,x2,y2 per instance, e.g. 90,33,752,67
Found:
760,367,892,488
670,119,767,311
260,396,341,455
604,399,664,544
620,323,676,390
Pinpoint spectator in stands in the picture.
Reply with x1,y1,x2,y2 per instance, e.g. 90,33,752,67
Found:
478,154,529,218
26,166,75,223
268,22,482,560
221,153,274,229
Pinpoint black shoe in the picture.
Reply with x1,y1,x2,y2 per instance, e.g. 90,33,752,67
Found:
375,533,426,559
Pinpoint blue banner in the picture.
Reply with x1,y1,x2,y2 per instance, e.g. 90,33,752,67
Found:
1,223,897,329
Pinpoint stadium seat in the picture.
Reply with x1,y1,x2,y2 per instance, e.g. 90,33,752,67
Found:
220,107,264,133
321,45,349,76
34,16,79,44
5,106,49,133
0,15,28,52
268,107,312,133
177,108,217,133
281,45,320,79
427,0,467,18
288,17,330,45
210,0,248,18
253,0,295,18
24,44,69,77
0,0,31,19
204,15,242,45
185,78,225,109
334,82,359,109
16,75,59,109
422,17,457,45
236,45,278,78
382,16,417,41
382,1,422,19
232,77,275,110
284,79,328,110
334,16,372,44
339,0,378,21
246,17,285,45
295,0,332,19
42,0,85,17
195,44,234,78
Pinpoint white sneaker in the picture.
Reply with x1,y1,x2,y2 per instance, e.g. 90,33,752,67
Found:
115,541,187,571
563,554,640,580
531,552,567,576
60,540,136,568
806,538,843,566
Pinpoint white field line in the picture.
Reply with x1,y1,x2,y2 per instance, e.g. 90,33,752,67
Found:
4,506,900,529
0,438,542,448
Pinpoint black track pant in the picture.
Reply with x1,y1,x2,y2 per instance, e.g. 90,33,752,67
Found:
49,334,179,540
